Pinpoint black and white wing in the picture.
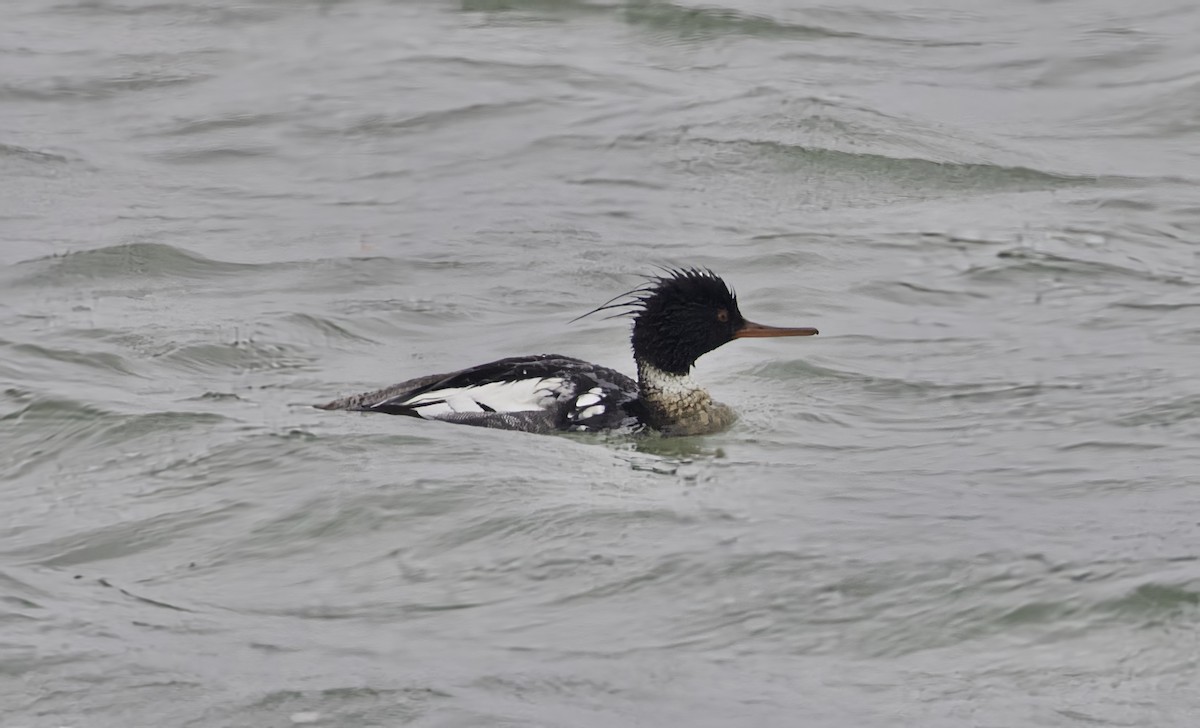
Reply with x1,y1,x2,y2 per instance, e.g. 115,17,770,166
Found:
318,354,641,434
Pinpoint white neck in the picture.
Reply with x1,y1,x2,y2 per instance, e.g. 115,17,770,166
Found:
635,360,734,435
636,360,705,401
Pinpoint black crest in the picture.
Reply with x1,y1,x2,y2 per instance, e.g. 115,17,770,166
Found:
575,268,745,374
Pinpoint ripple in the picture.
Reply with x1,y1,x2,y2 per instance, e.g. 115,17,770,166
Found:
15,503,246,569
631,551,1200,658
1115,394,1200,427
138,430,347,499
966,247,1192,286
0,69,211,102
338,99,547,138
151,145,279,165
276,313,377,345
1057,440,1167,452
619,2,866,43
225,686,449,727
0,570,49,616
48,0,281,25
0,395,232,480
683,137,1097,191
1111,298,1200,312
0,142,71,164
151,112,287,137
1,341,141,379
6,243,261,287
855,280,989,306
153,340,316,375
742,358,1042,402
1099,582,1200,616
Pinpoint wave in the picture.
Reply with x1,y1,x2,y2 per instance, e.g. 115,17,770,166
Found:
5,242,261,287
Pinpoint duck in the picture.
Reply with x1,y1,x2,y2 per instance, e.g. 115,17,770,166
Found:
317,268,818,436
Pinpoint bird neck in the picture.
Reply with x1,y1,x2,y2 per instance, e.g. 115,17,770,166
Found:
635,360,736,436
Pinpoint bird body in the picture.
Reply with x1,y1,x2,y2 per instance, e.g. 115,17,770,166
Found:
318,269,818,436
318,354,642,433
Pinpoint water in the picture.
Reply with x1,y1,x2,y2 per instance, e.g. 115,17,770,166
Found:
3,0,1199,725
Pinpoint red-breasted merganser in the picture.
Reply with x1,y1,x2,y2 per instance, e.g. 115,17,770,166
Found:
317,268,818,436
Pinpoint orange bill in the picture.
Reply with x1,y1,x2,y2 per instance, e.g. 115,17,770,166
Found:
733,320,819,338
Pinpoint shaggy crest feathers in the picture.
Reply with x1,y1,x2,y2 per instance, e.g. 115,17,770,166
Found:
572,267,737,322
574,268,745,375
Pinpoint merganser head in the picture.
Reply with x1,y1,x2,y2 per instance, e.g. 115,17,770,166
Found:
580,268,819,375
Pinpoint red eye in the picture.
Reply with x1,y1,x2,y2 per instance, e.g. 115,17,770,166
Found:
717,309,729,323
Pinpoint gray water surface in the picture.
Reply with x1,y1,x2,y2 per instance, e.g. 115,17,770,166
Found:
3,1,1200,726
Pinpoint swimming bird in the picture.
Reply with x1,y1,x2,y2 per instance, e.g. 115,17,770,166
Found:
317,268,818,436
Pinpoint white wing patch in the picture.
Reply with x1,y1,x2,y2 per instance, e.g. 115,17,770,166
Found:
575,392,602,407
400,377,569,418
578,405,605,419
567,387,607,425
